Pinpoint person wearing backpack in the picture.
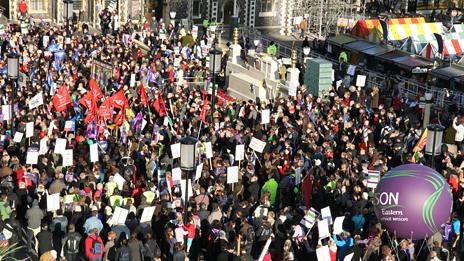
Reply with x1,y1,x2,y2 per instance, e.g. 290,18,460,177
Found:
143,233,162,261
85,228,104,261
61,224,82,261
116,238,130,261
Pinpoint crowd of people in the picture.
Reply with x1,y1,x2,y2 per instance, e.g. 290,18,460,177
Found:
0,7,462,261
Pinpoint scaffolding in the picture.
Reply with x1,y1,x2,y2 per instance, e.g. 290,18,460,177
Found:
292,0,360,38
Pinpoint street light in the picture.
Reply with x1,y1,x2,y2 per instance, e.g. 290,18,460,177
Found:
7,52,19,101
209,45,222,117
303,47,311,56
425,124,444,169
180,136,197,222
254,40,260,52
423,92,433,127
169,11,176,27
63,0,74,33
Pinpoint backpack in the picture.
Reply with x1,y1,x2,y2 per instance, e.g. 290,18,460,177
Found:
66,235,79,254
256,226,271,242
91,237,102,255
246,226,255,243
118,246,130,261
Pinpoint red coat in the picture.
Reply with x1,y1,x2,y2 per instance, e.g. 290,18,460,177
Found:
85,234,104,259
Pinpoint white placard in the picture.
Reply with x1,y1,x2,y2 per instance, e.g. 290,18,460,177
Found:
171,143,181,159
113,173,126,191
54,138,67,154
90,143,99,162
64,120,74,131
316,246,331,261
295,167,301,185
318,219,330,239
321,206,333,225
48,121,55,137
261,109,270,125
172,167,182,182
2,105,11,121
26,151,39,165
130,74,136,87
47,193,60,212
39,137,49,155
195,163,203,181
356,75,366,87
205,142,213,159
180,179,193,200
249,137,266,153
235,144,245,161
141,119,147,131
112,207,129,225
227,166,239,184
140,206,156,223
13,132,23,143
29,92,44,109
333,216,345,235
347,65,356,76
62,149,73,167
344,253,354,261
26,122,34,138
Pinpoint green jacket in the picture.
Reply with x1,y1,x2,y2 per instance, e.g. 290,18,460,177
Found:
261,178,278,205
0,201,12,221
267,44,277,56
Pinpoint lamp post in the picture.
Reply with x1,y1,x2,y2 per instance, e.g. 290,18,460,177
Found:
425,124,444,169
7,52,20,101
209,45,222,118
180,136,197,222
169,11,176,27
254,39,260,53
63,0,74,34
423,92,433,127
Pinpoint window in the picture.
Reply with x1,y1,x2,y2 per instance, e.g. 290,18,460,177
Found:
260,0,273,13
29,0,47,12
193,0,201,18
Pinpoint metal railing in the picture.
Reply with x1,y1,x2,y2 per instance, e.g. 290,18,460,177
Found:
238,29,464,108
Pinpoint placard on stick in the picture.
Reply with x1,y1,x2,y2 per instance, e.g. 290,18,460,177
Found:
356,75,366,87
249,137,266,153
227,166,239,184
171,143,181,159
235,145,245,161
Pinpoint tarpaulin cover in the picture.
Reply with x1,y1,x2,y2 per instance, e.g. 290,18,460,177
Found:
351,17,425,39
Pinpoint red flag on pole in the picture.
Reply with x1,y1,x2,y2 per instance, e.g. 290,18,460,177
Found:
97,98,112,121
84,93,97,124
200,95,208,123
79,91,93,109
138,85,148,107
52,84,72,112
110,89,129,110
114,105,126,126
89,78,104,100
153,93,167,117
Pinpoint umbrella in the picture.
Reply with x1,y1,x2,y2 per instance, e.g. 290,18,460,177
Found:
0,167,12,178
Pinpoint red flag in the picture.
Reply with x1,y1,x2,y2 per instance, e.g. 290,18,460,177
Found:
110,89,129,110
85,93,98,124
89,79,104,100
79,91,93,109
114,105,126,126
153,93,167,117
52,84,72,112
138,85,148,107
200,95,208,123
97,98,112,121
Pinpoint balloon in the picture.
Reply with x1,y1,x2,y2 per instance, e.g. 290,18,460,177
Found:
374,164,452,240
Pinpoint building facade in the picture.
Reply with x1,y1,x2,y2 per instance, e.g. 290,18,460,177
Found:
1,0,292,32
